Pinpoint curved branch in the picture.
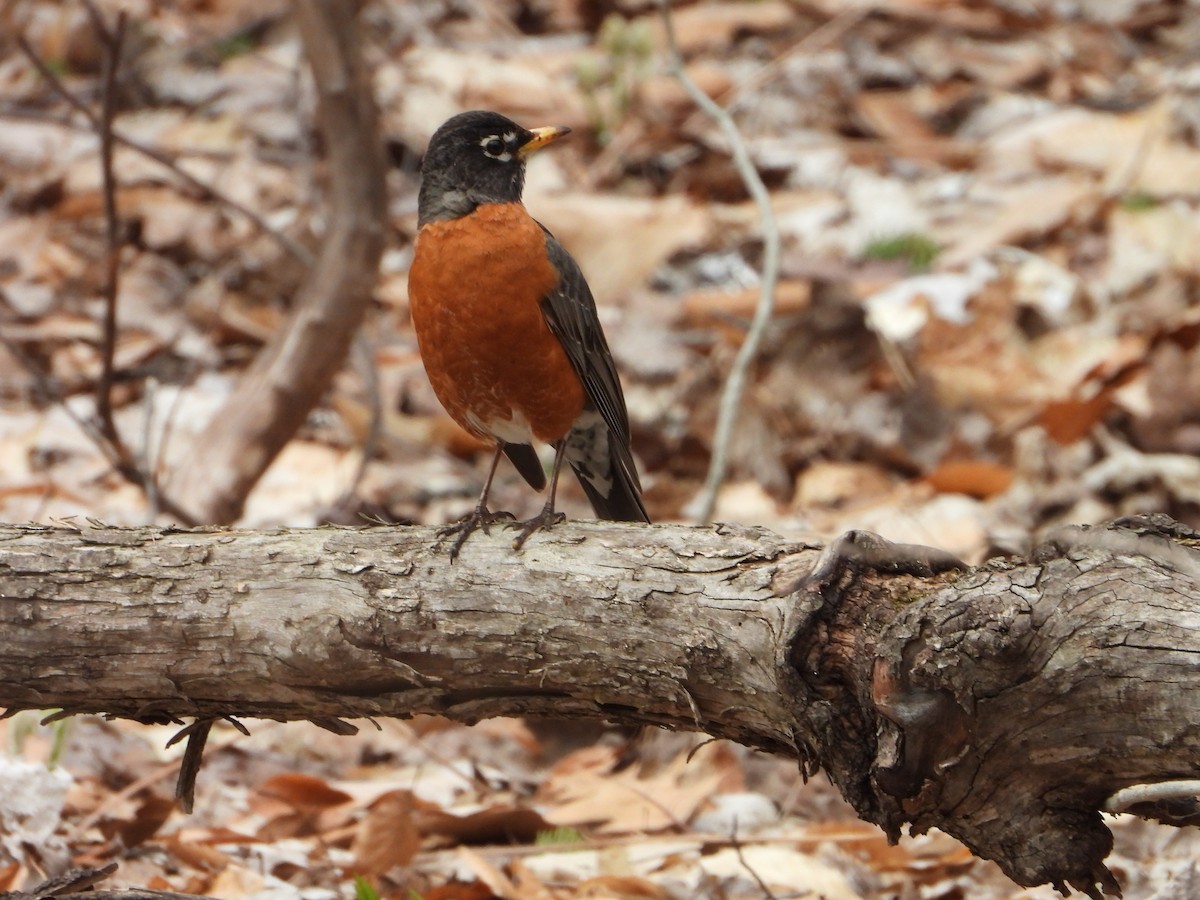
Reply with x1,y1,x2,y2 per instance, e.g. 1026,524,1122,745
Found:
167,0,387,524
658,0,781,524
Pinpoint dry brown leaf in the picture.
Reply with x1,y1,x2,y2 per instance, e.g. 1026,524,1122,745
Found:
541,745,728,834
146,874,187,893
915,278,1047,420
205,864,268,900
854,90,977,167
1106,204,1200,293
1006,100,1200,196
109,792,176,849
636,64,734,116
793,462,895,510
680,280,811,327
162,833,233,872
348,401,490,461
807,0,1004,29
530,193,710,303
0,863,20,892
210,293,285,344
924,459,1015,498
1,312,101,344
545,744,616,780
257,772,354,810
52,187,109,221
800,823,974,881
350,789,422,877
421,805,550,846
797,819,889,843
1036,337,1145,444
938,176,1098,268
697,844,861,898
1039,392,1117,445
643,1,797,55
49,330,166,387
801,821,928,871
424,880,499,900
576,874,672,898
390,48,588,152
508,859,558,900
157,113,243,157
137,190,221,252
855,90,936,142
329,394,374,446
457,846,520,900
188,826,262,846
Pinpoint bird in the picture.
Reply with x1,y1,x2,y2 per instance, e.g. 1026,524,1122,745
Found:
407,110,649,559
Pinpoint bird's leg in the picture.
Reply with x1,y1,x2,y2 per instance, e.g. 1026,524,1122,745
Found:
438,444,514,561
512,439,567,552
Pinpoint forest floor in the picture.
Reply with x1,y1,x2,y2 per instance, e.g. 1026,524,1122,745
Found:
2,0,1200,897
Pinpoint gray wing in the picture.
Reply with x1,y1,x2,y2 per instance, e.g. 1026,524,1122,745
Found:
539,228,648,522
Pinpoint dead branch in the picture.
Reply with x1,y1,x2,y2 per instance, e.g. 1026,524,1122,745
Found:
166,0,386,524
1,516,1198,897
92,6,127,446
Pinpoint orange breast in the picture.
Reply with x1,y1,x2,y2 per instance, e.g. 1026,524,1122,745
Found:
408,203,586,446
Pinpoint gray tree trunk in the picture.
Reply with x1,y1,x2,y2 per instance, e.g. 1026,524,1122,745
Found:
1,516,1197,898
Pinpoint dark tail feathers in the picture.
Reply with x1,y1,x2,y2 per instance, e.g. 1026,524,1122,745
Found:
571,456,649,522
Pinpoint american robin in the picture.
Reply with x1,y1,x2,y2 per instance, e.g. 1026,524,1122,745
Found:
408,110,649,558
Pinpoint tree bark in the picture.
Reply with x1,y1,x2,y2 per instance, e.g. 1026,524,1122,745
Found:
1,516,1197,897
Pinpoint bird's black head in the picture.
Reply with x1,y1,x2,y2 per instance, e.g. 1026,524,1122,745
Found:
417,110,571,226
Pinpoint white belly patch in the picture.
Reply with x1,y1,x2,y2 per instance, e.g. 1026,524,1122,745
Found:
468,408,535,445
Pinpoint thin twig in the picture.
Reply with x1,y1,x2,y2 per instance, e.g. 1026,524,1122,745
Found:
0,332,121,468
0,330,199,524
93,10,128,448
140,378,161,518
14,37,314,267
658,0,781,523
1106,90,1169,200
731,821,779,899
336,333,383,510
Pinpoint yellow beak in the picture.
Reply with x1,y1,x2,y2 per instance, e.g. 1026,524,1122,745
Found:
519,125,572,157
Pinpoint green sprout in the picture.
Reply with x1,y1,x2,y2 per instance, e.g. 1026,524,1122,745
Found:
535,825,586,846
1118,190,1159,212
353,876,382,900
576,13,655,144
863,232,941,272
213,31,257,61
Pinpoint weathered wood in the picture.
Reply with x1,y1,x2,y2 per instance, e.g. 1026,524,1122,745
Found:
1,517,1198,898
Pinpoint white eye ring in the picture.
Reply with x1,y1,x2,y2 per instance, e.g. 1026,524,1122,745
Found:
480,135,511,161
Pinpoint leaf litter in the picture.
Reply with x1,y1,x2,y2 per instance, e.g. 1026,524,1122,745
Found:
4,0,1200,896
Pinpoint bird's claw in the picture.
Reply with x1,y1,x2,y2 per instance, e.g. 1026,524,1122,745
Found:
511,509,567,552
437,508,515,561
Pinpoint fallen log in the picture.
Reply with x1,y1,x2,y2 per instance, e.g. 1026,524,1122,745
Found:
2,515,1197,897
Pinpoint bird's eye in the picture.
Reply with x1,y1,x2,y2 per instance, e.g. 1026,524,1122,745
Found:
482,137,506,158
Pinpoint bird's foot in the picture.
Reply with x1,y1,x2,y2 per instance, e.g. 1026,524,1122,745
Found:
437,507,515,561
511,508,567,552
